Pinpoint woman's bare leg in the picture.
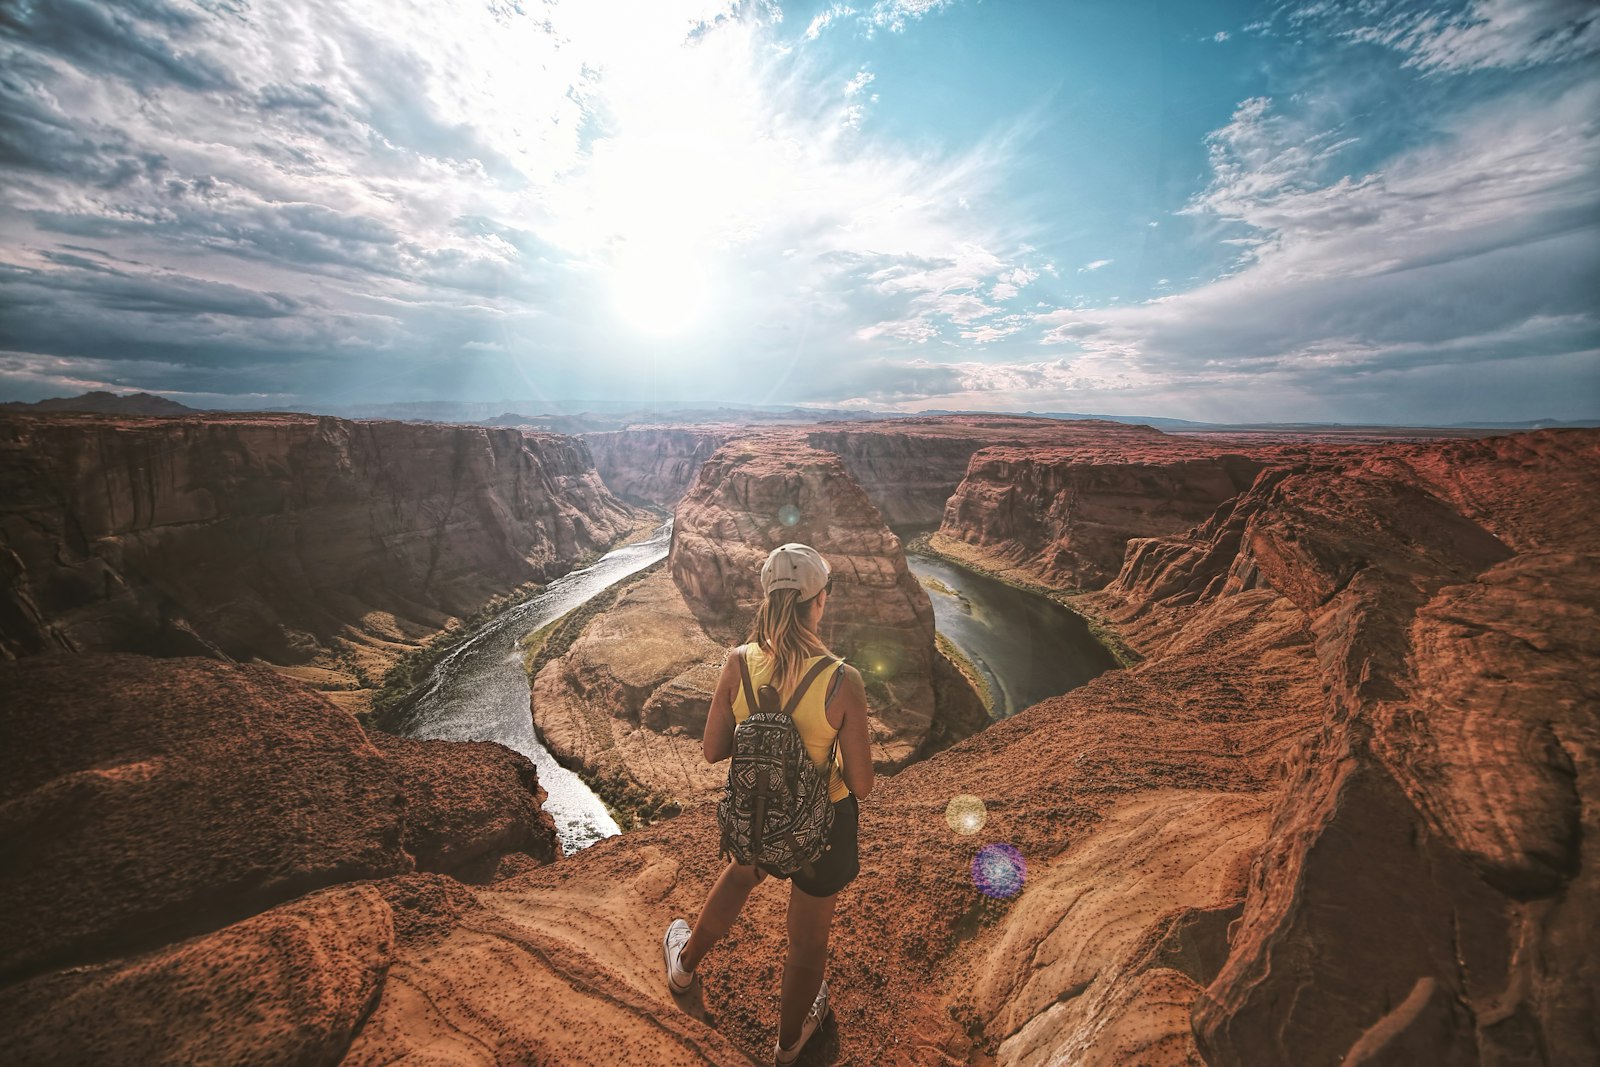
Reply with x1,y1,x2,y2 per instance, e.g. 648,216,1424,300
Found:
681,862,765,973
778,885,838,1049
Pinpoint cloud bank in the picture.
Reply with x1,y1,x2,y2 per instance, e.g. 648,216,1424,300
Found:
0,0,1593,422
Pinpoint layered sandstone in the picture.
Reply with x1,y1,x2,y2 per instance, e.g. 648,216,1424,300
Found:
6,425,1594,1066
669,436,944,767
582,427,730,507
0,413,634,694
0,654,559,992
531,567,729,805
809,415,1168,529
937,441,1286,590
1097,429,1600,1064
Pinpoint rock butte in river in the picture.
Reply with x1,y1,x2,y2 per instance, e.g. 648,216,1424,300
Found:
0,413,1595,1064
533,434,988,809
668,436,946,752
0,412,635,711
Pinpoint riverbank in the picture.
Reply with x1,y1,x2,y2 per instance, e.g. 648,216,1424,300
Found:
359,510,664,734
519,559,686,831
907,531,1141,668
936,631,995,716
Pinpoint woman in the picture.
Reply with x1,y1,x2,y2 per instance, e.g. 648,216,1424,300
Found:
663,542,874,1065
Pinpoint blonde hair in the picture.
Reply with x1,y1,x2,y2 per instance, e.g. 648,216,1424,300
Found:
748,587,830,693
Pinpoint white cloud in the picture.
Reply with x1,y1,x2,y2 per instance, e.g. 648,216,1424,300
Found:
0,0,1041,404
805,4,858,40
1212,31,1232,43
1078,258,1113,272
1307,0,1599,73
1027,77,1600,418
867,0,960,34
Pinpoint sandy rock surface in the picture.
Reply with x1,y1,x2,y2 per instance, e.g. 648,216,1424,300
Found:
1100,429,1600,1065
0,654,557,996
3,420,1595,1066
1,884,395,1066
531,567,729,805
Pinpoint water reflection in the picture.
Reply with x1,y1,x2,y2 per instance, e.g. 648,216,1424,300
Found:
908,553,1119,720
404,522,672,853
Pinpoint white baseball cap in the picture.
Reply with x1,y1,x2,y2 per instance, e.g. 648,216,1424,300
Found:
760,543,831,601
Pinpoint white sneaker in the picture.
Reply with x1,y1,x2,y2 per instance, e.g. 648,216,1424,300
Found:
774,980,830,1065
662,918,695,994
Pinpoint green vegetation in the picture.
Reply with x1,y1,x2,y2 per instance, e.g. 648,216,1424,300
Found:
366,583,544,733
573,766,682,831
936,632,995,716
517,559,683,829
519,559,664,681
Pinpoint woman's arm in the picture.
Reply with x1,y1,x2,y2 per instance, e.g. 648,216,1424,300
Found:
833,665,874,799
702,650,740,763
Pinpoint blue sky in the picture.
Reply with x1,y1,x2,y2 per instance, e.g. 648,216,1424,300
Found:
0,0,1595,422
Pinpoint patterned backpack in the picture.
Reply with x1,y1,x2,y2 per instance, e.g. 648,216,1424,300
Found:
717,649,841,879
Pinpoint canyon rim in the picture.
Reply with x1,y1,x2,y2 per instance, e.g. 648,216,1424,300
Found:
2,408,1595,1064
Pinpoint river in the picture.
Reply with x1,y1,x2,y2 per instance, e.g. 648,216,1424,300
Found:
907,552,1120,720
400,519,1115,853
402,521,672,853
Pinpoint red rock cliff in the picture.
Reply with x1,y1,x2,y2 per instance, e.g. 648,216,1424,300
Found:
668,436,948,769
808,415,1169,529
0,413,634,673
582,427,730,507
0,654,557,992
1095,428,1600,1064
938,440,1286,589
6,431,1594,1065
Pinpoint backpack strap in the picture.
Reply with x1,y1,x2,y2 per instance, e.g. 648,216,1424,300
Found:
781,656,839,717
735,647,759,716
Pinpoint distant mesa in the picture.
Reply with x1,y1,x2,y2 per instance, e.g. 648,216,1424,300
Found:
0,391,200,416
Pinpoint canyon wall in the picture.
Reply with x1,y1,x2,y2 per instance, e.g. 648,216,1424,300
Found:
668,436,945,767
3,426,1594,1065
1081,428,1599,1064
0,652,563,1061
0,414,634,685
532,432,988,816
937,442,1283,590
809,415,1169,529
582,427,730,507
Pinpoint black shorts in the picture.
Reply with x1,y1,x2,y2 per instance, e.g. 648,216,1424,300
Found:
760,794,860,898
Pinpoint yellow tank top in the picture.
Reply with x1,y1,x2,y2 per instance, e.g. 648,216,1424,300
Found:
731,644,851,803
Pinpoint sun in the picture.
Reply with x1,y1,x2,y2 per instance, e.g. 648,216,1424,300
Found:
610,245,713,335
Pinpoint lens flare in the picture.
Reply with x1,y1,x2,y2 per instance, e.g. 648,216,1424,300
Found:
778,504,801,526
972,843,1026,898
945,794,987,835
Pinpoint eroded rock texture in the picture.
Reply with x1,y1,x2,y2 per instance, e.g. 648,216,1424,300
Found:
582,427,731,507
809,415,1168,529
531,567,729,804
668,435,946,767
0,413,633,685
1101,429,1600,1065
938,441,1284,590
5,423,1594,1067
0,654,558,999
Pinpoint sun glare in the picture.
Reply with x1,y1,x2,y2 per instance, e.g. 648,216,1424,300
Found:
610,246,712,335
